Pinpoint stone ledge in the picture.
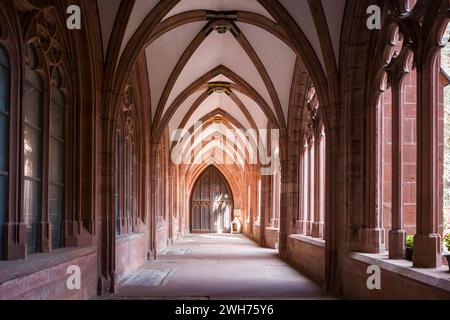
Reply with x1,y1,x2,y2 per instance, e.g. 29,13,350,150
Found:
350,252,450,293
116,232,145,242
0,246,97,285
289,234,325,248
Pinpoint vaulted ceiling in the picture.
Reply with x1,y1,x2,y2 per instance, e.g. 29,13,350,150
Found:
96,0,347,168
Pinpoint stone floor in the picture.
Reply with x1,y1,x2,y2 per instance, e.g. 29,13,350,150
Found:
111,234,333,300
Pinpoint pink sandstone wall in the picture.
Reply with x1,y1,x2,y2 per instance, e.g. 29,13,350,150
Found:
243,222,251,238
264,228,279,249
287,235,325,284
115,233,147,281
156,220,169,253
342,255,450,299
0,247,97,300
252,224,261,243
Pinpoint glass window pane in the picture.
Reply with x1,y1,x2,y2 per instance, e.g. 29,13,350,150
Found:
24,46,42,91
0,46,9,114
50,104,64,139
49,185,63,249
0,65,10,112
50,137,64,184
24,125,42,179
23,179,40,254
0,175,7,260
23,52,43,255
23,84,43,128
0,46,10,68
51,89,65,107
0,114,8,172
115,135,121,233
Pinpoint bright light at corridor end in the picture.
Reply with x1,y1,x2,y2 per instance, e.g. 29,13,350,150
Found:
170,121,280,176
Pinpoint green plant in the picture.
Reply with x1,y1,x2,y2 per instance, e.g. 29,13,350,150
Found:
444,232,450,251
406,235,414,248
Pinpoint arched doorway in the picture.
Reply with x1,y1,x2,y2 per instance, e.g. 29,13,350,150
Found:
190,166,234,233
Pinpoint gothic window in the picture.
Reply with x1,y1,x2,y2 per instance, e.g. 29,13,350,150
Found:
441,23,450,247
23,45,43,254
22,9,70,254
191,166,233,233
297,87,325,238
0,45,10,259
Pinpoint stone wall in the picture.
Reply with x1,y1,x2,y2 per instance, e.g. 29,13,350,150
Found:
115,233,147,281
342,254,450,299
265,228,279,249
0,247,97,300
253,224,261,243
287,235,325,284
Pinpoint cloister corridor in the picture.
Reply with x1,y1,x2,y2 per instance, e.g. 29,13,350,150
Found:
110,234,331,300
1,0,450,301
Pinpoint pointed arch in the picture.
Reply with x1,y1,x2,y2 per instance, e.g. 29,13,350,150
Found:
190,165,234,233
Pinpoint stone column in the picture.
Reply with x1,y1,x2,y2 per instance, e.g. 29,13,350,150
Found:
306,142,315,236
389,83,406,259
312,132,324,238
356,83,385,253
413,62,442,268
302,143,310,234
296,151,304,233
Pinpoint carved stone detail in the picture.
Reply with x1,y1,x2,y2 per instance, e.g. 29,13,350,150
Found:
122,78,137,140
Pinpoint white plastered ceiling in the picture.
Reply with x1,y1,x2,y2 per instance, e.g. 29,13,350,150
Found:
96,0,347,166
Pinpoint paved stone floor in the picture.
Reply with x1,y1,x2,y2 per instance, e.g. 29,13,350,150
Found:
111,234,333,300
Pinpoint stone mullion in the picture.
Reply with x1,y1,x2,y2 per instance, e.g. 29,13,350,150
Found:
306,142,314,236
148,142,160,259
168,159,174,245
319,132,326,231
4,32,27,259
299,143,309,235
39,75,51,253
260,172,271,246
389,82,406,259
119,138,127,235
279,132,289,258
297,151,304,232
357,88,385,253
413,63,442,268
312,132,323,238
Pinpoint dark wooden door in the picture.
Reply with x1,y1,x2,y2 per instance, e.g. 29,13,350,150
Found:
191,166,233,233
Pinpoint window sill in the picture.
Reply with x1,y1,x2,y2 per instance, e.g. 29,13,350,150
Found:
116,232,144,242
265,227,280,232
0,246,96,285
350,252,450,292
289,234,325,248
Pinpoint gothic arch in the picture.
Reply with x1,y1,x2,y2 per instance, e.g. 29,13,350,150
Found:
189,165,235,233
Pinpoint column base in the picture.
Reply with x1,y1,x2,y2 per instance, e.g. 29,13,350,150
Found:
65,234,95,247
311,222,324,238
38,221,51,252
65,221,95,247
294,220,308,234
5,222,27,260
356,228,385,253
388,229,406,259
413,234,442,268
305,221,313,236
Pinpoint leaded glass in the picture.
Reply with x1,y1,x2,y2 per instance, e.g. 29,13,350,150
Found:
23,46,43,254
191,166,233,233
49,69,65,249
